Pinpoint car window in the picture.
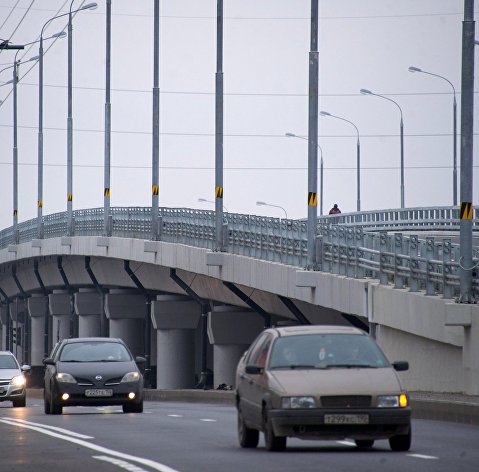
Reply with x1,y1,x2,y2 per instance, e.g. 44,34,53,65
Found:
269,334,389,369
0,355,18,369
59,342,132,362
247,335,272,368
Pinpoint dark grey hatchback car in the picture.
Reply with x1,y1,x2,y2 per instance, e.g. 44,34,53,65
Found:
43,337,145,415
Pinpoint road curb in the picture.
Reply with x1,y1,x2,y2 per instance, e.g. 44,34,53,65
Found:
27,389,479,425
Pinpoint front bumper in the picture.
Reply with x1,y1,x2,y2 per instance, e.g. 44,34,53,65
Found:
269,407,411,440
0,384,26,401
52,382,143,407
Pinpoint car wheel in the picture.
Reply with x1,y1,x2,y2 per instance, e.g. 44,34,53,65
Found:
263,409,286,452
238,410,259,448
355,439,374,449
49,390,63,415
389,427,411,452
12,396,26,408
123,401,143,413
44,391,51,414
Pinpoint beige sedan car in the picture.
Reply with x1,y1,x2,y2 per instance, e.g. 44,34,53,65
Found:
235,325,411,452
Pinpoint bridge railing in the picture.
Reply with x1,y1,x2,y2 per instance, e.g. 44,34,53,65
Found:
1,206,478,299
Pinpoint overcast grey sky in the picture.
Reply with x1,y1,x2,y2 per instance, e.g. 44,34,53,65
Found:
0,0,477,230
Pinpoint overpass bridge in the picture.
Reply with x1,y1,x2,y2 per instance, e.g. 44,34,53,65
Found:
0,206,478,395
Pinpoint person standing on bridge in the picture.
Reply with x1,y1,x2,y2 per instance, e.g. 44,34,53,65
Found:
329,203,341,215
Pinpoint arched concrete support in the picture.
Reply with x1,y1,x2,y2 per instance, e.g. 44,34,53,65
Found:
75,289,102,338
151,295,201,389
49,290,72,344
106,290,146,358
207,305,264,388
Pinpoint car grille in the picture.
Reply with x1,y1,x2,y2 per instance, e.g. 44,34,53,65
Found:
0,380,10,386
320,396,372,408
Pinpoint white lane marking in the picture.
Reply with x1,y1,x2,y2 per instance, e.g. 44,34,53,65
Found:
337,440,355,446
199,419,216,422
0,419,180,472
407,454,439,460
2,418,94,439
94,455,150,472
167,414,183,418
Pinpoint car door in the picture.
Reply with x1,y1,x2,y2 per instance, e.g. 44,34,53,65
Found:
241,334,273,428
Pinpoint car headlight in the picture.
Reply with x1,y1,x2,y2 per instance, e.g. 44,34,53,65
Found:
377,394,408,408
281,396,316,409
56,373,77,384
121,372,140,383
11,375,26,387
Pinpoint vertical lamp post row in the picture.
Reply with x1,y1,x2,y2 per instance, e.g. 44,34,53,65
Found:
307,0,319,269
37,3,96,239
320,111,361,212
408,66,457,206
360,88,404,209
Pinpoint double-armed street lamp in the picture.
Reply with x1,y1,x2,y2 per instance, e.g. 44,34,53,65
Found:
285,132,324,216
360,88,405,209
408,66,457,206
320,111,361,212
37,2,97,239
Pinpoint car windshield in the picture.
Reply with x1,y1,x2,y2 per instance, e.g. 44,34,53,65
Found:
0,355,18,369
269,333,389,370
59,342,132,362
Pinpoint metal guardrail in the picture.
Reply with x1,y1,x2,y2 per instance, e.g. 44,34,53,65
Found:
1,206,478,299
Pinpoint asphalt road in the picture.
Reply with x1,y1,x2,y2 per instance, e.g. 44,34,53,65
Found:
0,398,478,472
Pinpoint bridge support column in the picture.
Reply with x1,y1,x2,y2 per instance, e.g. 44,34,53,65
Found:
0,305,8,350
27,294,48,386
207,306,264,388
151,295,201,389
49,290,72,344
75,289,102,337
10,299,26,365
105,289,146,358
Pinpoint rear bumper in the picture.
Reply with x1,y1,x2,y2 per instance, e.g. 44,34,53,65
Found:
269,407,411,440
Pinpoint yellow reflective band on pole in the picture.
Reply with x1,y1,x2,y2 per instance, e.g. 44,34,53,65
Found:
67,193,73,202
215,186,223,198
13,210,18,216
37,200,43,208
104,188,110,197
460,202,473,220
152,184,159,196
308,192,318,206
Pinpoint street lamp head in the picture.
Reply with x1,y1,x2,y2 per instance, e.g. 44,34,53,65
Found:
285,132,296,138
319,111,331,117
360,88,372,95
198,198,207,203
408,66,422,73
256,201,266,206
52,31,67,39
27,55,40,62
82,2,98,10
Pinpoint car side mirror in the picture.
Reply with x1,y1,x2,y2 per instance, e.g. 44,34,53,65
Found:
392,361,409,372
21,364,31,373
135,356,146,364
245,365,263,375
42,358,55,366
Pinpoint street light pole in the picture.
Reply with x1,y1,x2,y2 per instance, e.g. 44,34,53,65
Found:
256,201,288,220
320,111,361,211
285,132,324,215
104,0,112,237
360,88,404,208
408,66,457,206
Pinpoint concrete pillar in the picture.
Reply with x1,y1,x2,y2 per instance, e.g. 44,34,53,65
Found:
75,289,102,337
151,295,201,389
207,305,264,388
27,295,49,387
105,289,146,358
464,308,479,395
49,290,72,343
10,299,26,364
0,305,8,350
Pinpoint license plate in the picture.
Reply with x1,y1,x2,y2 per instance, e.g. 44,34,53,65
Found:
85,389,113,397
324,414,369,425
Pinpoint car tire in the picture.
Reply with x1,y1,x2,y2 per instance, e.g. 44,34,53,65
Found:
389,427,411,452
49,390,63,415
123,401,143,413
238,410,259,448
12,396,26,408
263,409,286,452
44,392,51,414
355,439,374,449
